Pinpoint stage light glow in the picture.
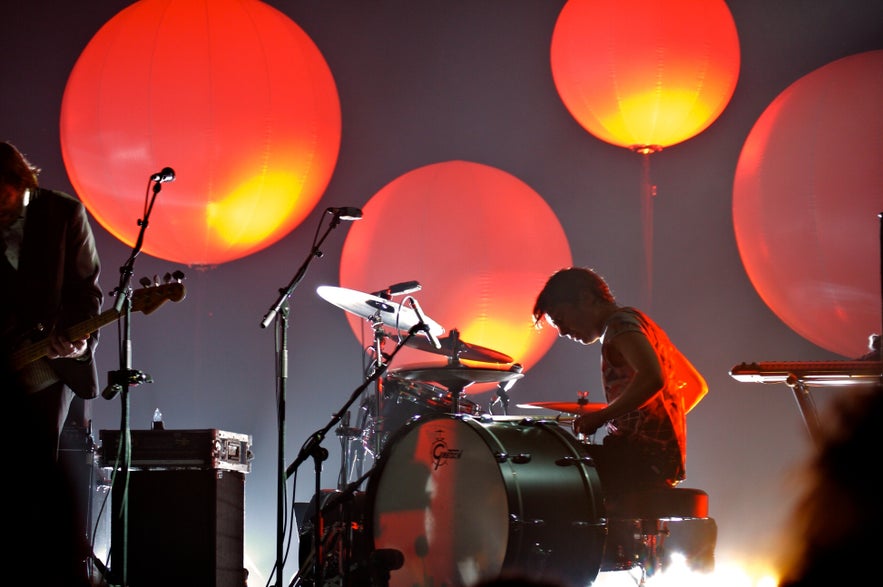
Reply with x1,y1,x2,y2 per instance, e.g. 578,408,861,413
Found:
551,0,740,150
338,160,572,390
60,0,341,266
733,50,883,358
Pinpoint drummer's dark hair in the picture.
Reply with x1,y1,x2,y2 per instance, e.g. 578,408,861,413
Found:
532,267,614,327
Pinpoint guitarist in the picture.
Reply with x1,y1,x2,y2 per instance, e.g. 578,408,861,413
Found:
1,141,102,587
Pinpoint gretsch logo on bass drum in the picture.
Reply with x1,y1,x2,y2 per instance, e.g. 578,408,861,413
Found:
430,428,462,470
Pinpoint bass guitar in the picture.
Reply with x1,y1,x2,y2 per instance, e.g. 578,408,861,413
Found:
9,282,185,389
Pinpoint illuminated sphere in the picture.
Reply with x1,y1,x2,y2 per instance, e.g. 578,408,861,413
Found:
551,0,740,150
733,50,883,359
338,161,572,392
60,0,341,266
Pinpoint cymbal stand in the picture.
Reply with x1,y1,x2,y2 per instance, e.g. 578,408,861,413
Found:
340,316,392,487
336,410,359,490
440,329,466,414
368,319,393,457
447,380,472,415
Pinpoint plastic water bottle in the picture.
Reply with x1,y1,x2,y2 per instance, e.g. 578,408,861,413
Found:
152,408,164,430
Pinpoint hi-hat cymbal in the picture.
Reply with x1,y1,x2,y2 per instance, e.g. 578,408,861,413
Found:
404,328,513,364
517,401,606,414
390,364,524,389
317,285,444,335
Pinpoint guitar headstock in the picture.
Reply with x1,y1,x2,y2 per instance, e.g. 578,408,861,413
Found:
131,273,187,315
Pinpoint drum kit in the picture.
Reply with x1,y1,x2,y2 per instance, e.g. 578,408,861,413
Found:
297,285,714,587
315,285,526,486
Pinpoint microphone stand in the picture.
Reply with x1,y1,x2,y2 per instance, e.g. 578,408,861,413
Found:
286,326,417,587
106,178,163,587
260,211,350,587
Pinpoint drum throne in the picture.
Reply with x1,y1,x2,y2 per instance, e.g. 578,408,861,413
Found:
601,486,718,581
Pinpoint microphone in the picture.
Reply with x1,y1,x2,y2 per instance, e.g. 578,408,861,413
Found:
408,297,441,349
149,167,176,183
326,207,363,221
371,280,422,299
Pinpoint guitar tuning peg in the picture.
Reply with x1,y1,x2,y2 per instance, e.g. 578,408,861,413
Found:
153,274,160,286
163,272,172,284
172,269,186,282
139,276,152,288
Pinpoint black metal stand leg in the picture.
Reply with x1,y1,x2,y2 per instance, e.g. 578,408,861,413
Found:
786,376,822,444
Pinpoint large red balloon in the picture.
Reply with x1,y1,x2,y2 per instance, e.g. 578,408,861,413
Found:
551,0,740,151
60,0,340,267
337,161,572,394
733,50,883,359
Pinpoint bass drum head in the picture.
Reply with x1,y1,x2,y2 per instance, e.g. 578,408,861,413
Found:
367,413,605,587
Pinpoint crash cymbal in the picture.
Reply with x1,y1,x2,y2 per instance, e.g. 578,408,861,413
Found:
516,401,606,414
390,364,524,388
317,285,444,335
404,328,513,363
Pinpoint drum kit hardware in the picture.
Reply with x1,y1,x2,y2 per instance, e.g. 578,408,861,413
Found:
314,284,521,486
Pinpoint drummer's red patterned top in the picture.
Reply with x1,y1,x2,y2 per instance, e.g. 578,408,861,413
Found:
600,307,703,486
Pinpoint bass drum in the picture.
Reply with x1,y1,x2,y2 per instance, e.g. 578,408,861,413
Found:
367,414,606,587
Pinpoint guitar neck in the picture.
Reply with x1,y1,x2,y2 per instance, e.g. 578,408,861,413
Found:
11,308,121,370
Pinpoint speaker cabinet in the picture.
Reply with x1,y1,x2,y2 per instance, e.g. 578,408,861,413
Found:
110,468,245,587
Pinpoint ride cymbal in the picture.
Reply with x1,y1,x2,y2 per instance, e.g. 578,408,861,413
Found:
516,401,606,414
390,364,524,388
317,285,444,335
404,328,513,364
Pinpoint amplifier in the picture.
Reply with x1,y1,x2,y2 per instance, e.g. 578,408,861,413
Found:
99,428,252,473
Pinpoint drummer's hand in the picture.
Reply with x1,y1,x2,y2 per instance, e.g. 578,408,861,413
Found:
573,412,604,437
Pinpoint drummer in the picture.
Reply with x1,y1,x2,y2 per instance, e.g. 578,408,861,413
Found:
531,267,708,502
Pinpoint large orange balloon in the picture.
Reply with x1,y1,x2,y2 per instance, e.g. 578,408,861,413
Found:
551,0,740,151
733,50,883,359
60,0,340,267
337,161,572,393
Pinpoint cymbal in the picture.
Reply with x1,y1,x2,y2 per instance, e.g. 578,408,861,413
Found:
390,364,524,389
516,401,606,414
317,285,444,335
404,329,513,364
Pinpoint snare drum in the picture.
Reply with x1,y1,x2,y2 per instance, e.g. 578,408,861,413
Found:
367,413,606,586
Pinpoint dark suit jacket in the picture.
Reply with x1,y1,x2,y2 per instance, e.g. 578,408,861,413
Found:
15,187,102,398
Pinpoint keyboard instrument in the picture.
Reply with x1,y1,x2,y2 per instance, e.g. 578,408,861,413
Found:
730,359,881,443
729,360,882,385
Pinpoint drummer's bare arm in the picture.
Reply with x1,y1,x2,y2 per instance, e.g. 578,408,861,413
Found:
573,331,663,435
